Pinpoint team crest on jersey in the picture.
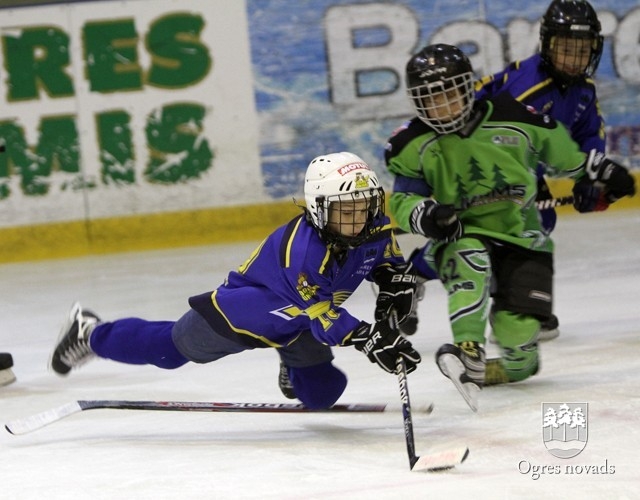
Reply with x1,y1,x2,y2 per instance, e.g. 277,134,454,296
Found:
492,135,520,146
542,402,588,458
296,273,320,301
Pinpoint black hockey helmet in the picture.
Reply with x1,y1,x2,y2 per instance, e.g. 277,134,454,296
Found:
405,44,475,134
540,0,603,83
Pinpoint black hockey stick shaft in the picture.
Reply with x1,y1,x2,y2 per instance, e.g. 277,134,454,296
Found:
536,195,574,210
397,357,419,470
5,400,389,435
392,195,575,236
395,359,470,472
77,400,386,413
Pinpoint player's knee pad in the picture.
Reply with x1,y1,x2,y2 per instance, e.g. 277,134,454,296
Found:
288,361,347,410
491,310,539,382
492,249,553,320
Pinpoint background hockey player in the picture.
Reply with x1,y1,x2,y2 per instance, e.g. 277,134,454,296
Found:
402,0,606,342
50,152,420,410
386,43,634,411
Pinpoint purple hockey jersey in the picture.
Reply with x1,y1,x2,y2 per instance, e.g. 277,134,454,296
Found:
189,213,404,348
475,53,605,154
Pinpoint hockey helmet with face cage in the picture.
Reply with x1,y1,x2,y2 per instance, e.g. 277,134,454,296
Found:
405,44,475,134
304,152,384,246
540,0,603,84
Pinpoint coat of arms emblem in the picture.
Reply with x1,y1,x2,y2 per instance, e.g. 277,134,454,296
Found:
542,402,588,458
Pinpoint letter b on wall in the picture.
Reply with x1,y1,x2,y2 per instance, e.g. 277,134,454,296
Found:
325,4,416,120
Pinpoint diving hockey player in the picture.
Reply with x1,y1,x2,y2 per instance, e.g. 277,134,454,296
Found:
50,152,420,410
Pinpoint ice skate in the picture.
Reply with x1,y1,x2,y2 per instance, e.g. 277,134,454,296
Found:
278,362,296,399
0,352,16,386
50,302,101,375
537,314,559,341
436,341,485,412
484,358,511,386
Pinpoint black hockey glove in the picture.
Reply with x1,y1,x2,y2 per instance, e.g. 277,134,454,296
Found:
574,151,636,213
572,177,608,213
350,318,421,374
373,263,417,324
410,200,462,242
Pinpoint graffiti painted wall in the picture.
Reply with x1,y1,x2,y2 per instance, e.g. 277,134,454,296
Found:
0,0,261,229
1,0,638,261
250,0,640,199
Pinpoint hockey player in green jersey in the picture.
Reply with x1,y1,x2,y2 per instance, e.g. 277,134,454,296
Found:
386,44,635,411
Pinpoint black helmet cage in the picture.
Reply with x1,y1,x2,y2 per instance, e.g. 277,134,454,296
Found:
540,0,603,83
405,44,475,134
313,187,385,247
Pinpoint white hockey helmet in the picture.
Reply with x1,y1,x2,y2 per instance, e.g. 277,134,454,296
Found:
304,152,384,246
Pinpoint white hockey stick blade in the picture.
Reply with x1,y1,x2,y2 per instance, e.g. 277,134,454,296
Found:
5,401,82,435
412,446,470,472
437,353,480,412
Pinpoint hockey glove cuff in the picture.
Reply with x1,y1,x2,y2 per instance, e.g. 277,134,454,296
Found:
350,319,421,374
373,262,417,324
584,150,636,204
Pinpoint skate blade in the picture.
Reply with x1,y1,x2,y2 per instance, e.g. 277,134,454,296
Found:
437,353,480,412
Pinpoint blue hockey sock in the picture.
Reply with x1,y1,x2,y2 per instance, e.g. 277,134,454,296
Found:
90,318,188,369
288,361,347,410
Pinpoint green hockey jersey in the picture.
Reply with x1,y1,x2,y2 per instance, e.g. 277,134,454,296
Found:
387,93,587,253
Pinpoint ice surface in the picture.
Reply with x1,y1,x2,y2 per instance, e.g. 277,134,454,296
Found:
2,210,639,499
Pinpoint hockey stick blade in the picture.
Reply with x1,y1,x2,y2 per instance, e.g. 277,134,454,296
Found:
5,400,432,436
411,446,470,472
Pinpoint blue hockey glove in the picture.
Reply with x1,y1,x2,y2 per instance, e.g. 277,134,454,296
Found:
410,200,462,242
350,318,421,374
373,263,417,324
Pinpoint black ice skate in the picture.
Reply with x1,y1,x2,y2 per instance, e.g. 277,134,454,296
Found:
50,302,101,375
436,341,485,412
0,352,16,387
537,314,560,341
278,362,296,399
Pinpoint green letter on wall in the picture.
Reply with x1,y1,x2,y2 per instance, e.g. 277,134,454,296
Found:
3,27,74,101
0,116,80,197
145,102,213,184
84,19,142,93
146,13,211,88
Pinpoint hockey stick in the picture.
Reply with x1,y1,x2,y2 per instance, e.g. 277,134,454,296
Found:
536,195,574,210
5,400,432,436
397,358,469,472
393,195,575,236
